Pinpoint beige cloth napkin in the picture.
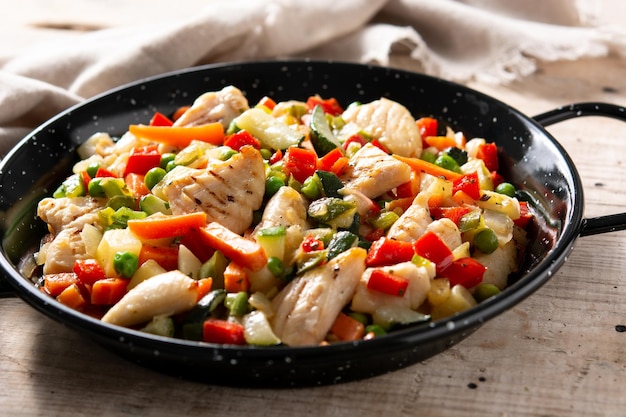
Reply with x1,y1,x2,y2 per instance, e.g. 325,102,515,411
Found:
0,0,624,157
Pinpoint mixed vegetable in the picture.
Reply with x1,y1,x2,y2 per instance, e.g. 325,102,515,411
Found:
34,86,532,347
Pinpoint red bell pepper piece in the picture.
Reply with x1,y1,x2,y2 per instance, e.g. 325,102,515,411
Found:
430,206,472,226
301,235,324,253
282,147,318,183
223,130,261,151
395,170,420,199
203,318,246,345
439,257,487,288
257,96,276,110
149,111,174,127
514,201,533,229
370,139,389,154
306,95,344,116
123,145,162,177
269,149,283,165
416,117,438,138
73,259,106,286
367,269,410,297
95,167,117,178
317,147,343,171
453,172,481,200
413,231,454,273
91,278,128,305
476,142,499,172
343,133,367,150
366,237,415,267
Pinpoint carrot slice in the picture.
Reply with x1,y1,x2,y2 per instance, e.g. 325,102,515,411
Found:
129,122,224,148
394,155,462,181
198,222,268,272
330,312,365,342
127,212,207,240
223,261,250,293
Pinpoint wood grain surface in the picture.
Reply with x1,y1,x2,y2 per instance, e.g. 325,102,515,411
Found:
2,6,626,416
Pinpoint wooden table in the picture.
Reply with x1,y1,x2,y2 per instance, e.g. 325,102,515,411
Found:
2,34,626,417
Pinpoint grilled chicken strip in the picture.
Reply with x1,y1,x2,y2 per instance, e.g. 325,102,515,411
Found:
340,143,411,199
154,146,265,235
173,85,249,129
342,97,422,158
271,247,367,346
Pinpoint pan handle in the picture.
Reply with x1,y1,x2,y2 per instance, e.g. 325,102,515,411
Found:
533,102,626,237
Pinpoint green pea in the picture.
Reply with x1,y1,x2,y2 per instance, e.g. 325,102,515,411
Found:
265,175,285,197
301,175,321,199
365,324,387,337
267,256,285,278
144,167,167,190
160,153,176,170
495,182,516,198
113,251,139,279
259,148,273,160
420,150,437,164
474,228,498,254
475,283,501,301
165,160,178,172
434,154,461,173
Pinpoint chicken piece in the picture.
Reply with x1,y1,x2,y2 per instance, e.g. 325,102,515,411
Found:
351,261,435,314
38,196,106,235
340,143,411,199
101,270,199,327
342,97,422,157
425,218,463,251
254,185,310,263
173,85,249,129
473,239,518,290
154,146,265,235
271,247,367,346
387,193,432,242
40,227,86,274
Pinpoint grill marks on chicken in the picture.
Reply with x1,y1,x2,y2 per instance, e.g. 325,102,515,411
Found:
157,146,265,235
173,85,249,129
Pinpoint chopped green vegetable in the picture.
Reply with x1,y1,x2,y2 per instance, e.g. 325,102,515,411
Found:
309,105,343,156
113,251,139,279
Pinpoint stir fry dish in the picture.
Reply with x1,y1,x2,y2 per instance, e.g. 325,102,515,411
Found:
34,86,532,347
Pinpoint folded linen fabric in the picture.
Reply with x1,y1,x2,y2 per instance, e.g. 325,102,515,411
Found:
0,0,623,156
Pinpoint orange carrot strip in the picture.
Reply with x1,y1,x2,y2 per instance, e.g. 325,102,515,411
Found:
394,155,463,181
330,312,365,342
44,273,79,297
57,283,87,310
129,122,224,148
423,135,457,151
198,222,268,272
224,262,250,293
196,277,214,301
127,212,207,240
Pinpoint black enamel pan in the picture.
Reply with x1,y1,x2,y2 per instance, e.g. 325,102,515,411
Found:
1,60,625,387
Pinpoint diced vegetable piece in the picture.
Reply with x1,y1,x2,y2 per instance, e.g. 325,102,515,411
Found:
453,172,481,200
73,259,106,286
309,105,343,156
330,312,365,342
96,228,142,277
476,190,521,220
439,257,486,288
91,278,128,305
243,310,281,346
141,315,175,337
430,284,477,321
149,112,174,127
233,108,303,150
199,222,268,272
57,283,87,310
306,95,344,116
139,194,171,215
427,278,451,306
394,155,463,181
413,231,454,273
203,318,246,345
129,122,225,148
367,269,410,297
223,130,261,151
282,147,318,183
184,289,227,329
256,225,287,261
225,291,249,316
307,197,357,229
416,117,438,138
372,305,430,329
224,261,250,293
43,273,79,297
476,142,499,171
128,259,167,290
315,170,344,198
123,145,162,177
366,237,415,267
178,244,203,279
326,231,359,260
127,211,207,240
